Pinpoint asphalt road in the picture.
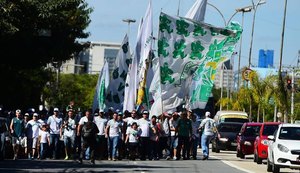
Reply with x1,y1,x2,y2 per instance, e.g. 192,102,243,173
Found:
210,150,300,173
0,155,244,173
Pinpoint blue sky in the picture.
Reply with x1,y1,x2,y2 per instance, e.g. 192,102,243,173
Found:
83,0,300,71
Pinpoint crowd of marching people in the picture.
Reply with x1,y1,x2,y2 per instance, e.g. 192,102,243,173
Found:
0,101,218,164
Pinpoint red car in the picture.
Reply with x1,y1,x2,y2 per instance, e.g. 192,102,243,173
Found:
253,122,281,164
236,122,262,159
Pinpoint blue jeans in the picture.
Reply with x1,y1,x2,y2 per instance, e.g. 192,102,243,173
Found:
40,143,48,159
109,136,119,158
50,134,59,159
201,134,213,157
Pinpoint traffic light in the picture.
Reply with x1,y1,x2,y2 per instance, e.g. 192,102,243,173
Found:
287,79,292,90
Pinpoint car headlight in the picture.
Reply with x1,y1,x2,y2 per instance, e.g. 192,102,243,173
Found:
261,139,268,145
277,144,289,153
244,141,252,146
219,138,228,142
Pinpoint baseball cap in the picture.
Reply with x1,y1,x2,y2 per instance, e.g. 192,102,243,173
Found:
16,109,21,113
142,110,149,114
24,113,29,117
205,111,211,117
54,108,59,112
99,109,104,113
108,107,114,111
33,113,38,117
118,112,123,116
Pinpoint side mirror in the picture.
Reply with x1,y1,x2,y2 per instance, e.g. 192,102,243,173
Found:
268,135,275,141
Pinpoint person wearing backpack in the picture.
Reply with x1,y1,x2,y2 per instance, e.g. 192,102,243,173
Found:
79,117,99,165
199,111,218,160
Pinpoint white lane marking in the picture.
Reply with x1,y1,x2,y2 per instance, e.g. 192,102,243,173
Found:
210,155,255,173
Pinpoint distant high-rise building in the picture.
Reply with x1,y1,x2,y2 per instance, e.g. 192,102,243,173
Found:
258,49,274,68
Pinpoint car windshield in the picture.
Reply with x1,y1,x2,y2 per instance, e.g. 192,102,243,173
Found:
279,127,300,140
218,124,243,132
243,125,261,136
262,125,279,136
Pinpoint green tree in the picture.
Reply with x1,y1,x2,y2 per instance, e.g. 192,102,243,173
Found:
43,73,98,112
0,0,92,110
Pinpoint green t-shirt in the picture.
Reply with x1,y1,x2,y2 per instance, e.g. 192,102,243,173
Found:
12,117,24,137
177,119,192,137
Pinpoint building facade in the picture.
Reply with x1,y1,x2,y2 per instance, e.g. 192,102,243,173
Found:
60,41,121,74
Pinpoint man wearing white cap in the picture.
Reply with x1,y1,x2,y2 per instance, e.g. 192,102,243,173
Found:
199,111,217,160
137,110,150,160
26,113,41,159
47,107,62,159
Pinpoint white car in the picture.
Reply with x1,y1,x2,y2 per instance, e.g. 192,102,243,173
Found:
267,123,300,173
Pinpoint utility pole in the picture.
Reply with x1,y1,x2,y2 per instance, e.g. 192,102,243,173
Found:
122,19,136,38
291,67,294,123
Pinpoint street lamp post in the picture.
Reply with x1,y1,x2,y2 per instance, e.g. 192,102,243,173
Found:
248,0,266,67
122,19,136,38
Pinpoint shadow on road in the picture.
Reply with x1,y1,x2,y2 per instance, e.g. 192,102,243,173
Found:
0,159,181,173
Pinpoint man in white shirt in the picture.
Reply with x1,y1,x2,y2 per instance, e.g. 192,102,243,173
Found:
94,109,108,160
137,110,150,160
106,112,122,161
26,113,41,159
199,111,217,160
47,108,62,159
61,110,76,160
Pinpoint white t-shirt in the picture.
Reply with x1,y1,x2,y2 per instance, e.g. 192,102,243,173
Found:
63,118,76,137
107,119,122,137
124,117,138,127
39,130,50,143
47,115,62,134
126,127,140,143
138,118,150,137
200,118,216,136
94,116,107,135
26,120,41,138
78,116,90,125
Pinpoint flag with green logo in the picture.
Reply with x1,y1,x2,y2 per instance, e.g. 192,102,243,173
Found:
92,60,110,112
106,34,131,110
157,12,242,112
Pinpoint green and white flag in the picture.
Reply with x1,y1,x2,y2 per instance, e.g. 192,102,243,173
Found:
106,34,131,110
92,60,110,112
157,12,242,112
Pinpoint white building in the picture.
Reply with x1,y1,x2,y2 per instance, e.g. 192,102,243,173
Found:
60,41,121,74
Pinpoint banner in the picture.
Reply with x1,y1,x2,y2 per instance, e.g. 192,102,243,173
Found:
106,34,131,110
92,60,110,112
157,12,242,112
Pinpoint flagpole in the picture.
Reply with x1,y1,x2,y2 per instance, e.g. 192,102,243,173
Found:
177,0,181,16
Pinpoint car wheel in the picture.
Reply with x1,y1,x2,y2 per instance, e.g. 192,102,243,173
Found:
253,152,257,162
272,164,280,173
212,142,216,152
267,159,272,172
257,156,262,164
237,149,245,159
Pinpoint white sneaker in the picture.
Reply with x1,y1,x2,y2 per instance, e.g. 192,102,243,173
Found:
173,156,177,160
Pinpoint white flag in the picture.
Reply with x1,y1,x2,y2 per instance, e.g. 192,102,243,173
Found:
185,0,207,22
158,13,242,112
136,0,153,108
106,34,131,110
92,60,110,112
149,55,163,117
123,18,143,113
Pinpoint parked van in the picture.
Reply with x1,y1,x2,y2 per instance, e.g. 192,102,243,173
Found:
214,111,249,124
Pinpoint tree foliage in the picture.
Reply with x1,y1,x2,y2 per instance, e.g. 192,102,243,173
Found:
42,73,98,112
0,0,92,67
0,0,92,110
